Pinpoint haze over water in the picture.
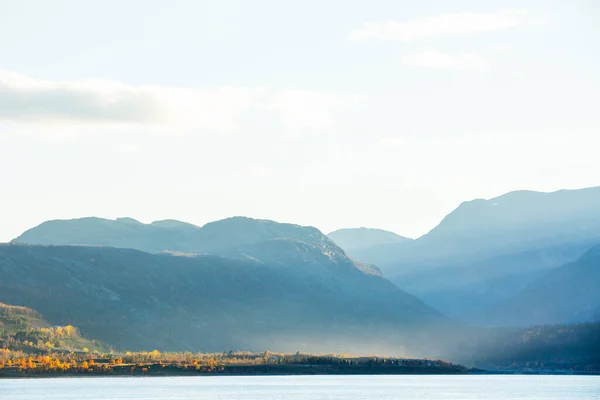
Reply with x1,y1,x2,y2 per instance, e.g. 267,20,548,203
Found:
2,376,599,400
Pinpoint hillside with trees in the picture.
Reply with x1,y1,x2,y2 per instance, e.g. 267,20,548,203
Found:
0,243,447,355
0,303,107,354
0,302,470,377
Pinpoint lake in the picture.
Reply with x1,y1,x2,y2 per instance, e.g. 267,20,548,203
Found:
1,375,598,399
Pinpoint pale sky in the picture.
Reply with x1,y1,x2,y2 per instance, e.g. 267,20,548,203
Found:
1,0,599,241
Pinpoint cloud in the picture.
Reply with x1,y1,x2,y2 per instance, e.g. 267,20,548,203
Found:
265,90,360,134
402,49,489,71
0,70,166,124
348,9,534,41
0,69,358,134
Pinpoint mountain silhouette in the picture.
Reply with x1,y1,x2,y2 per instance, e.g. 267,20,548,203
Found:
339,186,600,318
4,217,450,354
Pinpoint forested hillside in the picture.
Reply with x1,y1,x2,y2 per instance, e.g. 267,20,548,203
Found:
0,303,107,354
0,243,447,355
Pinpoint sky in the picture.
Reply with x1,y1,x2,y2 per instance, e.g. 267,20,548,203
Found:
1,0,599,241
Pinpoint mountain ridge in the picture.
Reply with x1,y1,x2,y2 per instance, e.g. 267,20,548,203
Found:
0,242,448,354
5,217,454,354
340,186,600,319
13,216,332,255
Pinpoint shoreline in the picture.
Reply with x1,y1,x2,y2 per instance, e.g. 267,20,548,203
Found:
2,367,599,379
1,363,472,378
2,372,599,379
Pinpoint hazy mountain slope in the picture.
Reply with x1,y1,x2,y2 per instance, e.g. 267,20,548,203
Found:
14,216,332,255
480,246,600,326
327,228,411,258
349,186,600,317
0,244,447,355
14,214,386,281
13,217,193,253
448,322,600,372
13,215,388,293
416,187,600,258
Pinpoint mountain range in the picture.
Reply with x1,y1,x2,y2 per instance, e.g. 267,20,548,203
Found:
4,218,449,355
5,186,600,360
335,187,600,320
15,216,327,254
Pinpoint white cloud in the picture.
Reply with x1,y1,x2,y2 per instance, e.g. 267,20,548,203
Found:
265,90,360,135
0,70,166,124
0,69,358,134
402,49,489,71
348,9,534,41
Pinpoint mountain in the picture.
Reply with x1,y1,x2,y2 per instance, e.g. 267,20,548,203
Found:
13,215,386,280
327,228,412,259
2,218,449,354
345,187,600,318
480,246,600,326
14,216,332,255
448,322,600,372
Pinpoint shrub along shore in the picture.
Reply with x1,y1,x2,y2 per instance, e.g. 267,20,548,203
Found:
0,350,472,377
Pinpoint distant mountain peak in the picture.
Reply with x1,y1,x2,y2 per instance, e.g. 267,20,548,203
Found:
14,215,340,261
426,185,600,242
116,217,142,224
150,219,200,229
346,185,600,319
491,186,600,202
202,216,318,231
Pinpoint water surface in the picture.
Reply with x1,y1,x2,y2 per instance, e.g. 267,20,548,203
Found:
1,375,598,399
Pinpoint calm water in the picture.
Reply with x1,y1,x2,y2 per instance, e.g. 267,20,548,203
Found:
1,375,599,399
